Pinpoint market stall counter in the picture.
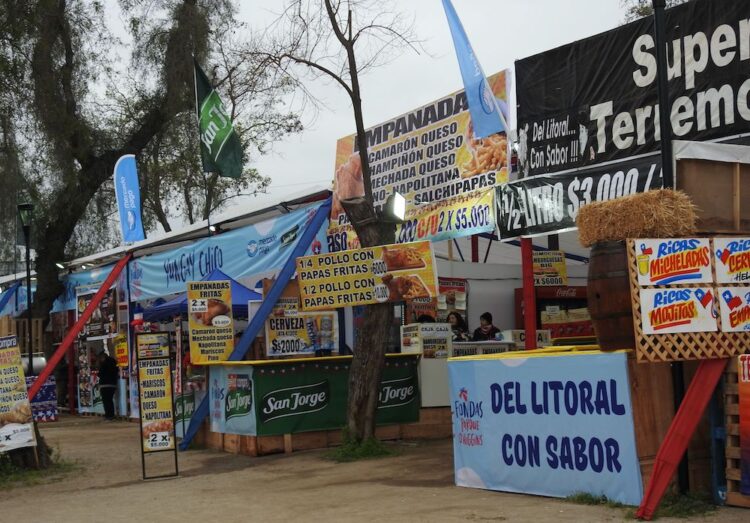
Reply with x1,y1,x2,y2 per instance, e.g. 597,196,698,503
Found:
193,353,452,456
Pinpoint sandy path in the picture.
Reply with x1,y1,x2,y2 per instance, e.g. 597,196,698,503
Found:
0,415,746,523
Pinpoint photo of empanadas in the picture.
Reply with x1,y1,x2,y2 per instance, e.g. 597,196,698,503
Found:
142,419,174,438
192,299,229,326
0,401,32,427
382,246,425,271
382,274,431,301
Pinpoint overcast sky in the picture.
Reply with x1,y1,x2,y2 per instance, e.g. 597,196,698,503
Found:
222,0,627,215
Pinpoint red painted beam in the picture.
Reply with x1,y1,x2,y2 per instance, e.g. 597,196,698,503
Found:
520,238,537,350
635,358,728,520
471,234,479,263
27,253,132,401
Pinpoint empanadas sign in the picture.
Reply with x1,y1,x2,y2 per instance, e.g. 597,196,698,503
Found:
296,241,438,311
187,280,234,364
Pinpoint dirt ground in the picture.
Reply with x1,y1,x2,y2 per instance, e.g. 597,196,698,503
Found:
0,416,747,523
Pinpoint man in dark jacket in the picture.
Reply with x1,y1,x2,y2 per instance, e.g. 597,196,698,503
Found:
97,347,118,421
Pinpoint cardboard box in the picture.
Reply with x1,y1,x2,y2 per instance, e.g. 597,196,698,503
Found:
498,329,552,349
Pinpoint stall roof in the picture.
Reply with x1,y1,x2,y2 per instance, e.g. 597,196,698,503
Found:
0,187,331,286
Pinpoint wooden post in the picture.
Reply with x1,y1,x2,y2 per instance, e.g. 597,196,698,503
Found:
521,238,537,350
733,162,741,231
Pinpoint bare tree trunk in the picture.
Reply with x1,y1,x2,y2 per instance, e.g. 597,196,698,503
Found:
8,424,52,470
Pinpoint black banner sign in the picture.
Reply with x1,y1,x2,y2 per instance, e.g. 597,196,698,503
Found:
516,0,750,176
496,154,663,239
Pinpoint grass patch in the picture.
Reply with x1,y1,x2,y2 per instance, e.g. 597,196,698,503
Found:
325,434,397,462
565,492,629,509
566,491,716,520
648,493,716,519
0,449,80,490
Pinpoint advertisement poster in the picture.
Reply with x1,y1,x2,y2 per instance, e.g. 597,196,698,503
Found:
266,296,338,357
138,357,175,453
0,336,35,453
328,70,510,252
208,356,419,436
515,0,750,177
718,287,750,332
739,354,750,495
128,203,327,302
25,375,58,423
715,238,750,284
533,251,568,287
136,332,170,359
496,154,662,239
401,323,452,358
437,277,467,321
635,239,712,286
77,287,118,339
297,241,438,311
448,351,642,505
114,333,128,367
639,287,717,334
209,367,256,435
187,280,234,363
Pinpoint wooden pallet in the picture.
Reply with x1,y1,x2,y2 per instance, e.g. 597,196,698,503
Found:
627,239,750,362
725,358,750,508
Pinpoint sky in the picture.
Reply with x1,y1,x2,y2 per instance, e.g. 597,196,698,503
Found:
221,0,627,215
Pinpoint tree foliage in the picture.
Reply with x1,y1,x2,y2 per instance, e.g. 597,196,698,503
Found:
621,0,686,22
0,1,301,321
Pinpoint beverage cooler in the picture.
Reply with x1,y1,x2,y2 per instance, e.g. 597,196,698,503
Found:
514,286,595,340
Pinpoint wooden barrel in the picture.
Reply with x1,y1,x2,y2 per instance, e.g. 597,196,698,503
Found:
587,241,635,350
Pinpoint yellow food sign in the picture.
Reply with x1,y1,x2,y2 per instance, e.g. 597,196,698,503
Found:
114,333,129,367
296,241,438,311
0,336,35,453
532,251,568,287
328,70,509,251
187,280,234,364
138,356,175,453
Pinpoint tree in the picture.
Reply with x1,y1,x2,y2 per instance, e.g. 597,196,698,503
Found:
0,0,300,468
621,0,685,22
254,0,419,443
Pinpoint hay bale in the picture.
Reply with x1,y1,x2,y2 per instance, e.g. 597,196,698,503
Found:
576,189,698,247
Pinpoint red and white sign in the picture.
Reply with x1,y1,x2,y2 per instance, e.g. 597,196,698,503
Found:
640,287,717,334
635,239,712,286
718,286,750,332
715,238,750,284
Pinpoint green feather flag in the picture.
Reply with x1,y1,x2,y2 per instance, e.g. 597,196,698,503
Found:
194,60,243,178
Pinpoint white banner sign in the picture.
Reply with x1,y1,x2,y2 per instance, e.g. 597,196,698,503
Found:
718,286,750,332
639,288,717,334
714,238,750,284
634,239,712,286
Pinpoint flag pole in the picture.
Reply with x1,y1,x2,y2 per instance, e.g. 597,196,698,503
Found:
193,57,213,238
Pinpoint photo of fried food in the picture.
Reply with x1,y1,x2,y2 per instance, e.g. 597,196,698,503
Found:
461,122,507,178
382,274,431,301
0,401,32,427
192,299,229,326
142,419,173,438
382,246,425,271
332,153,365,218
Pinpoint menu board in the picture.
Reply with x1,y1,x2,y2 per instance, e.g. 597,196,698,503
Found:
296,241,438,311
266,295,338,357
187,280,234,363
533,251,568,287
138,356,175,453
0,336,35,452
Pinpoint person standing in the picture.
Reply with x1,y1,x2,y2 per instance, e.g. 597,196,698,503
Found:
97,347,118,421
472,312,500,341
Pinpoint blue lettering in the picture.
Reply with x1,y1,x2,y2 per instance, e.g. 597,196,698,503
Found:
490,383,502,414
605,438,622,472
573,437,587,471
564,382,578,415
580,381,594,414
546,436,558,469
589,437,604,473
501,434,513,466
653,289,692,308
531,382,544,414
548,381,563,414
513,434,526,466
727,240,750,253
503,382,515,414
595,381,611,415
656,239,700,257
559,437,574,470
610,380,626,415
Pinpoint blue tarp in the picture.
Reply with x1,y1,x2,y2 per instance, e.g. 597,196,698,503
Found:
142,268,261,321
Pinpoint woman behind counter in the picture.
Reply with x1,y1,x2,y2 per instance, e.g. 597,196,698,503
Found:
472,312,500,341
447,311,468,341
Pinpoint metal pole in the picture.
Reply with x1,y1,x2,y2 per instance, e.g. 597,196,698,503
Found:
24,225,33,376
653,0,674,188
521,238,537,350
653,0,688,493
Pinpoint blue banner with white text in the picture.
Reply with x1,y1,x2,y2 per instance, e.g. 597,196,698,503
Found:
448,351,642,506
114,154,146,243
128,203,327,301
